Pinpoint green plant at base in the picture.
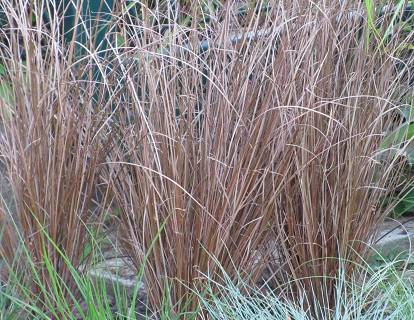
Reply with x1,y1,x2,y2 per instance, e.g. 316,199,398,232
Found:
195,253,414,320
0,223,143,320
364,0,413,51
380,101,414,217
0,205,194,319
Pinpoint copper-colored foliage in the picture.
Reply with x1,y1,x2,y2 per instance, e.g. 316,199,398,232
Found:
0,0,412,318
108,0,413,316
0,1,112,315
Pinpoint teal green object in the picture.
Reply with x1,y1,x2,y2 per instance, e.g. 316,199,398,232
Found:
56,0,120,93
50,0,118,104
56,0,115,58
0,1,116,55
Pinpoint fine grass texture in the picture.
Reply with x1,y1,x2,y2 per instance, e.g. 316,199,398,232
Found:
107,0,414,317
0,0,115,317
0,221,148,320
268,1,414,315
108,0,293,315
196,252,414,320
0,0,413,319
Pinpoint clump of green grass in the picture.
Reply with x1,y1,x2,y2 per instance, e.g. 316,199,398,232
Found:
195,253,414,320
0,219,149,320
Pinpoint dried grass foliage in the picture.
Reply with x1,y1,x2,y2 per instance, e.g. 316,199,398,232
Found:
0,1,114,312
0,0,413,317
109,0,413,314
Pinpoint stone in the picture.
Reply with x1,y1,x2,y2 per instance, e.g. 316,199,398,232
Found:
371,217,414,261
86,257,148,317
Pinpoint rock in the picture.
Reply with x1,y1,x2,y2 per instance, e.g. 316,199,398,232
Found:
87,257,148,317
371,217,414,260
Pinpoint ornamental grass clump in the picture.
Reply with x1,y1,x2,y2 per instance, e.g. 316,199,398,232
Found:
0,0,412,318
0,0,115,316
108,1,293,315
268,0,414,316
108,0,414,317
196,255,414,320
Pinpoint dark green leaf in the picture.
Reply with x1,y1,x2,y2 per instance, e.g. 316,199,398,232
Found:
0,64,6,77
399,103,414,122
0,82,12,105
392,188,414,217
381,122,414,150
